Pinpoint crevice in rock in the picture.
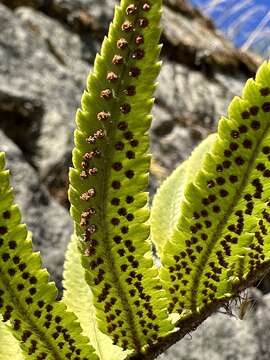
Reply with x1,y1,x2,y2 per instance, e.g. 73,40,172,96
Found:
0,91,43,167
42,156,71,209
0,0,40,9
162,39,257,78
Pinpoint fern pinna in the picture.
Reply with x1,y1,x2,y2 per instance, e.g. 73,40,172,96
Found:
69,0,173,353
156,63,270,320
0,153,98,360
2,0,270,358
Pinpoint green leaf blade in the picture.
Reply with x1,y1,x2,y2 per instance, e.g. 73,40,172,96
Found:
151,134,217,258
63,235,128,360
160,61,270,317
69,0,172,353
0,152,98,360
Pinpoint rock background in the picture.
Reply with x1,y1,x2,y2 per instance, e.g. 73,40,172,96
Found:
0,0,268,358
158,288,270,360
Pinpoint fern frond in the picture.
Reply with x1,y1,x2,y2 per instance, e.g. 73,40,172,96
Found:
160,60,270,317
151,134,217,258
0,152,98,359
69,0,173,353
63,234,129,360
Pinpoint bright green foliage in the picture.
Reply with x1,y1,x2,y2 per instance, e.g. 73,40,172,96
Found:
2,0,270,357
151,134,217,257
160,61,270,317
0,316,24,360
69,0,173,353
63,234,128,360
151,161,187,258
0,152,98,360
185,134,217,185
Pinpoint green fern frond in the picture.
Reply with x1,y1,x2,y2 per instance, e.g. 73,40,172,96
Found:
160,60,270,317
63,234,129,360
69,0,173,353
151,134,217,257
0,152,98,360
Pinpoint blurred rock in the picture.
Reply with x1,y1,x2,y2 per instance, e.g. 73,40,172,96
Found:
151,61,247,171
0,131,72,288
0,0,115,34
158,288,269,360
16,5,100,63
161,3,259,74
0,4,92,200
0,0,42,9
51,0,115,32
0,88,43,166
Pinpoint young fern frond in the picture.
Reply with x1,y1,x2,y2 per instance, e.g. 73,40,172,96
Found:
151,134,217,257
160,61,270,319
68,0,173,353
0,153,98,360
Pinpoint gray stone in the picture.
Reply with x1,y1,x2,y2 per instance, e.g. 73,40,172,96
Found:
0,4,91,175
158,289,268,360
161,5,238,68
16,6,100,65
161,1,259,75
53,0,115,30
156,61,243,128
151,125,200,171
0,0,42,9
151,61,247,172
0,130,72,287
0,87,43,165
